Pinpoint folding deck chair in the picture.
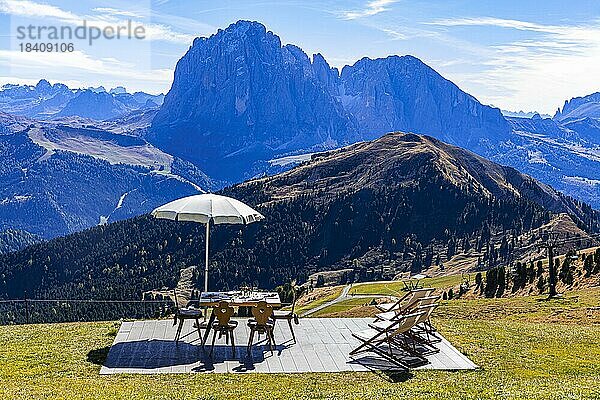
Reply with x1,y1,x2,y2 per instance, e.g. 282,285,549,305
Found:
375,294,440,322
350,311,427,369
376,287,435,313
410,303,441,345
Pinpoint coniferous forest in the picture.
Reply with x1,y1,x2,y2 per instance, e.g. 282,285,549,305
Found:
1,133,599,323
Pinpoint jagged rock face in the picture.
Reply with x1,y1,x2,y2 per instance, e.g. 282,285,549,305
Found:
150,21,511,182
151,21,358,182
554,92,600,121
338,56,511,150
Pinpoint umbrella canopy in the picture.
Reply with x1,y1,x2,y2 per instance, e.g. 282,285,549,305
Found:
151,194,264,224
151,194,264,291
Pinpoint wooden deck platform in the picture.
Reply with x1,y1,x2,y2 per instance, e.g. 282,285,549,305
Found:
100,318,477,374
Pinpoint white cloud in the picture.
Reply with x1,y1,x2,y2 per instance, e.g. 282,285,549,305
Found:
341,0,397,20
426,17,600,114
92,7,144,19
142,23,195,43
380,28,407,40
426,17,560,33
0,0,77,20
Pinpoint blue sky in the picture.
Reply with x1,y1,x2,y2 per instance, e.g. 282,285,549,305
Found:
1,0,600,114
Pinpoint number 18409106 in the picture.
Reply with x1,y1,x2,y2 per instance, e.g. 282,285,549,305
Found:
19,43,74,52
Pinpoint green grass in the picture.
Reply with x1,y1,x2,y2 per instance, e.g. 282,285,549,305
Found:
310,296,381,317
349,274,469,296
293,285,345,315
436,286,600,324
1,287,600,399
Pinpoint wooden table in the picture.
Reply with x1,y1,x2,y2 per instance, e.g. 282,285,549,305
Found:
198,291,282,346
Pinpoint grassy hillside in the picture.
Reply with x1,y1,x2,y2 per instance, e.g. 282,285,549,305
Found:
5,132,599,307
2,287,599,399
350,274,468,296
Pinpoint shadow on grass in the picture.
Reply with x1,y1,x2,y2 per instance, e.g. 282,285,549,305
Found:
381,370,414,383
87,346,110,365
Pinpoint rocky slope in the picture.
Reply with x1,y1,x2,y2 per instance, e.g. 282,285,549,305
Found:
554,92,600,121
338,55,511,150
0,113,214,239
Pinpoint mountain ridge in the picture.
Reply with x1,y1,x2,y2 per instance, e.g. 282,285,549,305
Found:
0,112,215,238
0,80,164,121
149,20,509,183
2,131,596,304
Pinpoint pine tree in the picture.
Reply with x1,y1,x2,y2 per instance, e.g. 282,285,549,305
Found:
537,275,546,294
484,268,498,298
496,266,506,297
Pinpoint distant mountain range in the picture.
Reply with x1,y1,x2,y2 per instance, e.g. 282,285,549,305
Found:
2,19,600,240
2,132,597,301
0,80,164,121
500,110,551,119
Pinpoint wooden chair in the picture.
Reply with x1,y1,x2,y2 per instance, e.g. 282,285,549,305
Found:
247,301,275,354
271,285,299,343
172,289,206,342
210,301,238,357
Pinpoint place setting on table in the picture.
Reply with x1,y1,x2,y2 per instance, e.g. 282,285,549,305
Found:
194,286,283,354
198,286,282,308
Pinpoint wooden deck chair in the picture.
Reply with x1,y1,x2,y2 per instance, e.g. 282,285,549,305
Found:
410,303,441,345
376,287,435,313
350,311,426,368
210,301,238,357
247,301,275,354
375,295,440,322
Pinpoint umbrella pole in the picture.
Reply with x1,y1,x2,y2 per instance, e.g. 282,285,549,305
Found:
204,220,210,292
203,220,210,322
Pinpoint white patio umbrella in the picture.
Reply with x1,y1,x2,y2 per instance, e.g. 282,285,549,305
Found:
151,194,265,292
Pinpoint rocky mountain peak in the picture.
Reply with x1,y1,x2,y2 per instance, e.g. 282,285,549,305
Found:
35,79,52,94
150,21,359,182
197,20,281,55
150,21,510,182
